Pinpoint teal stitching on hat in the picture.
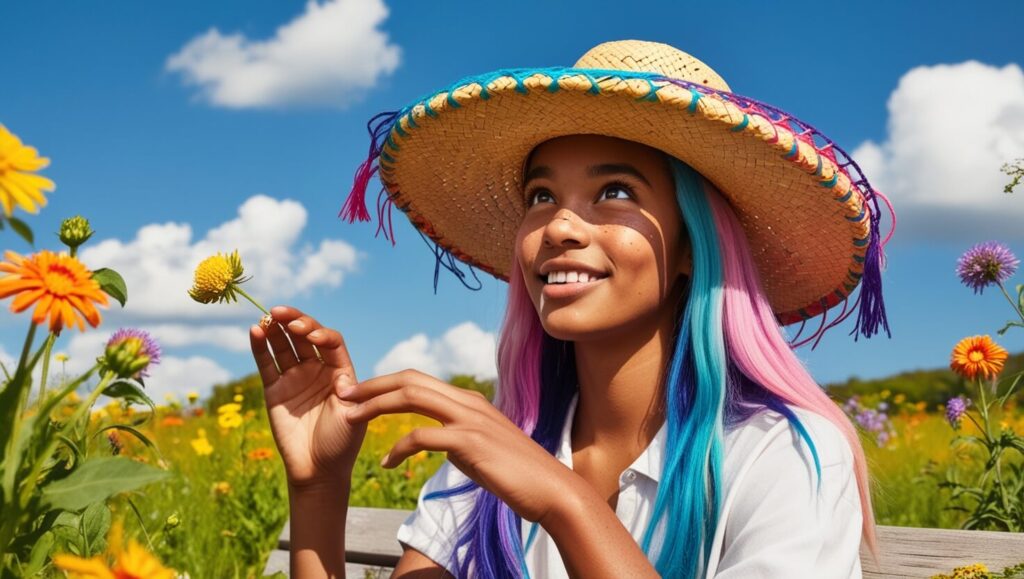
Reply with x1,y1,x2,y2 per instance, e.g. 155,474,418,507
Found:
446,91,463,109
385,133,400,151
394,120,408,138
636,77,660,102
833,289,847,301
848,269,863,280
819,171,839,188
845,206,865,222
853,235,869,247
730,114,749,132
406,112,418,129
784,138,799,159
687,88,701,113
381,150,396,164
799,308,811,320
837,188,853,203
853,253,865,263
547,74,561,93
813,155,823,176
844,282,857,291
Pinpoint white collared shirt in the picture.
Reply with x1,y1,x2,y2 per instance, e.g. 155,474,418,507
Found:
397,392,864,578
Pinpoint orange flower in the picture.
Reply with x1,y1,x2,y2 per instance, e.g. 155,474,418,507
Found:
247,447,274,461
950,335,1009,380
160,416,184,427
0,249,108,333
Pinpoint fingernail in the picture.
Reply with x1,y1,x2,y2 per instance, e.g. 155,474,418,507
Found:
337,386,356,398
308,329,323,339
380,452,390,467
288,320,305,331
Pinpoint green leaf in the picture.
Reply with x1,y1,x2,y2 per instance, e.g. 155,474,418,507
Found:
7,216,34,246
102,378,154,413
93,424,157,453
24,531,54,576
91,268,127,307
1017,283,1024,313
41,456,169,511
81,502,111,557
996,320,1024,336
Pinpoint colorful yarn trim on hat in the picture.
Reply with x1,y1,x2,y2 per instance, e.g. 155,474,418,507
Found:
340,66,894,347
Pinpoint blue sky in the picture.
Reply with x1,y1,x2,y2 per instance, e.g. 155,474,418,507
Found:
2,0,1024,400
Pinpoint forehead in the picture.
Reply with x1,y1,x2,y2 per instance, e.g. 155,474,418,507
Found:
526,135,669,177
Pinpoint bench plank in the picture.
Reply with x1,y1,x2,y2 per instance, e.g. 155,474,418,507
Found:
266,508,1024,578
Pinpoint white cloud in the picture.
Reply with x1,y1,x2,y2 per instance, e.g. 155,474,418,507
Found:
165,0,401,109
851,60,1024,242
78,194,361,321
374,322,497,381
48,332,231,402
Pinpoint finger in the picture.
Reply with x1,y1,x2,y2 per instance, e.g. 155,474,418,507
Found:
345,385,462,425
264,317,300,372
306,327,355,376
284,315,321,361
341,369,492,410
381,427,454,468
249,324,280,386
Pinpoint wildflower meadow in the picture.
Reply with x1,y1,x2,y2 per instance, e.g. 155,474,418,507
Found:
1,126,1023,577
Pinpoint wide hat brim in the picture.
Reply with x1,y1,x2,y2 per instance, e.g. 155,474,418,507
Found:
344,40,891,340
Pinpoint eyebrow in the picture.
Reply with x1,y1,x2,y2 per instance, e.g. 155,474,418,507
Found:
523,163,652,188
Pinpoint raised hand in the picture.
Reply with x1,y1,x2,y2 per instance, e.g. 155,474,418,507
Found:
249,305,366,491
339,369,577,523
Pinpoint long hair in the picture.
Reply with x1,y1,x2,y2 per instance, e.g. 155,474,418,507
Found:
425,155,877,578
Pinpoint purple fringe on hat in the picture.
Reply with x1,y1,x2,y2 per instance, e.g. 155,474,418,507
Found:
340,110,399,225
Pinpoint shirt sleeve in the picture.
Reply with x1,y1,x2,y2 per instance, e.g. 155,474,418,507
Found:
396,459,479,576
714,412,864,579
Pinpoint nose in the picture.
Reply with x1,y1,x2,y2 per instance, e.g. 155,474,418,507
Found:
542,209,591,248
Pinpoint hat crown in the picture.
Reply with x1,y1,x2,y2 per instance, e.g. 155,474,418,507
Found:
573,40,731,92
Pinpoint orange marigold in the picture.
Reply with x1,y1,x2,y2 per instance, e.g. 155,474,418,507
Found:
247,447,274,461
950,335,1009,380
160,416,185,427
0,249,108,333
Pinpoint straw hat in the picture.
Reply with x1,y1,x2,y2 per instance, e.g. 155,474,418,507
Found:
342,39,892,343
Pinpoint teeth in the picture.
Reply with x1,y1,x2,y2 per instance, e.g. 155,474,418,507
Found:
544,270,603,284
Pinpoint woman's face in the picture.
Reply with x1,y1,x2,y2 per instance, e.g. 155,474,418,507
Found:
515,134,692,343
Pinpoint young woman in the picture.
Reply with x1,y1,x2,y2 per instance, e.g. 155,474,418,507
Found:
249,40,893,578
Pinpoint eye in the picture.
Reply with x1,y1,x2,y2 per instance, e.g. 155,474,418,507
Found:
598,182,635,202
527,188,555,207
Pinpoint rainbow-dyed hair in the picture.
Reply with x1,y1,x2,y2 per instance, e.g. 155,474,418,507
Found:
423,155,878,578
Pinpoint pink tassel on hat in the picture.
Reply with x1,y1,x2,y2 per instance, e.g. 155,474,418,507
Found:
339,110,400,224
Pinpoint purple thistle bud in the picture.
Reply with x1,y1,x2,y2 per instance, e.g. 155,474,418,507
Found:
945,396,970,430
956,241,1019,295
103,328,162,378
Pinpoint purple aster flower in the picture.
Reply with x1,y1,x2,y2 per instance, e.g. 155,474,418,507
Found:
104,328,161,378
956,241,1019,295
945,396,970,430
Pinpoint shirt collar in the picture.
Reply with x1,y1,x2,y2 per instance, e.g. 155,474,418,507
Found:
555,391,667,484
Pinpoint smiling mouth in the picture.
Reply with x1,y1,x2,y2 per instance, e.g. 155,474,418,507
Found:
539,271,609,285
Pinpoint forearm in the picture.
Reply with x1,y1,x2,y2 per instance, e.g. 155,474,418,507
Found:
288,481,351,579
540,475,660,579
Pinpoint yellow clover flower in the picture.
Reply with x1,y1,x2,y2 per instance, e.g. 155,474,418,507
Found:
190,434,213,456
188,250,249,304
218,402,243,429
0,124,55,217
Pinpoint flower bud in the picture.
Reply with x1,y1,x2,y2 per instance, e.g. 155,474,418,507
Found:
58,216,94,250
98,328,161,379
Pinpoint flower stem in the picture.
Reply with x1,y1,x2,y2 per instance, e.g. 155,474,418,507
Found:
996,280,1024,323
234,286,269,315
38,333,57,405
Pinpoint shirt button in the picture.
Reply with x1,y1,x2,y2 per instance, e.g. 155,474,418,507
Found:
624,470,637,482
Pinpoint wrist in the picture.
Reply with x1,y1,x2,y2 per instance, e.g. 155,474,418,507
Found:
288,476,351,502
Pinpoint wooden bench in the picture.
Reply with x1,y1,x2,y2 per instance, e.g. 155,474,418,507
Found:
263,507,1024,578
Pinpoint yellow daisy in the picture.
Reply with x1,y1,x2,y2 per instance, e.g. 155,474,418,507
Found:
0,124,54,217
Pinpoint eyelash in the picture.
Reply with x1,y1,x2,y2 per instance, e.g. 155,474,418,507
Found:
526,181,637,207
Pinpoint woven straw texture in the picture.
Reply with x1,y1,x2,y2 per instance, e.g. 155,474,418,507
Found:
377,40,872,325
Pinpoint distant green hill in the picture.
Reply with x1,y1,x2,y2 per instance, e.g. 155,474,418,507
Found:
203,353,1024,415
824,350,1024,409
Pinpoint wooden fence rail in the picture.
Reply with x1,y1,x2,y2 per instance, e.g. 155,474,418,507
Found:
263,507,1024,578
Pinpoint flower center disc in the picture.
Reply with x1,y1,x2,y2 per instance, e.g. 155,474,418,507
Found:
43,263,77,296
